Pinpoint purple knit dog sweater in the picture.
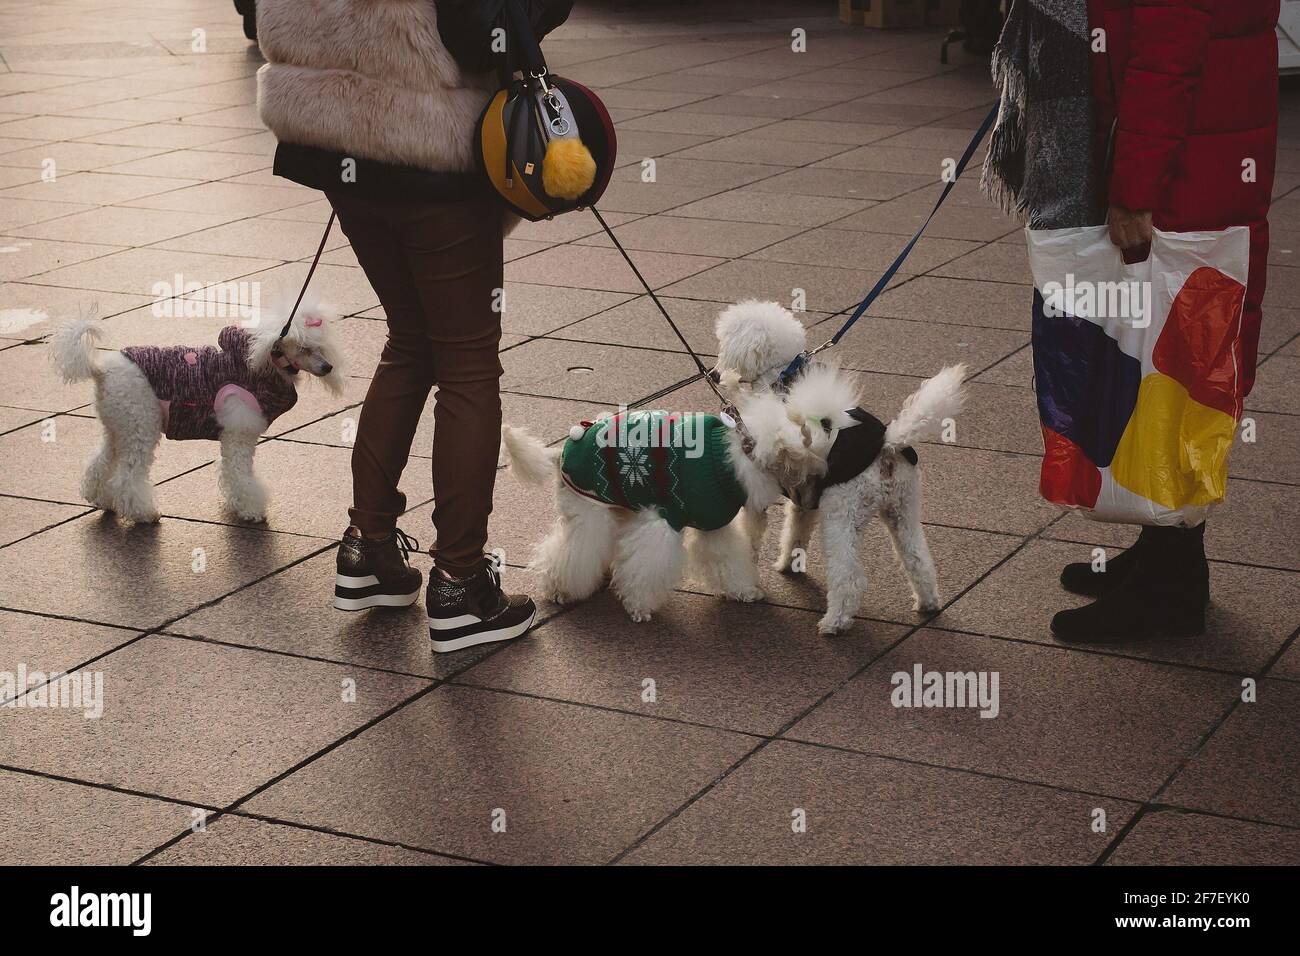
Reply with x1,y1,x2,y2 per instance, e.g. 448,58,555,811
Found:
121,326,298,441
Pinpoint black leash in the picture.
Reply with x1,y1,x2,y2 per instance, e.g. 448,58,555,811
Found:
589,206,755,450
276,210,337,340
778,103,998,384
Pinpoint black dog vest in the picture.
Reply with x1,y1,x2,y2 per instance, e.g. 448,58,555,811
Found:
798,407,918,509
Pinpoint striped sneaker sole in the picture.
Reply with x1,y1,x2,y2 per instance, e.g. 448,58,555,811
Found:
333,572,421,611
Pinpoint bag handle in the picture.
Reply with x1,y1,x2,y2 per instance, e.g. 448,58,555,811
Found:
499,0,547,82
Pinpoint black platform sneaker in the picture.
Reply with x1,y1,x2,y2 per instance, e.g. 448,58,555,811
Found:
333,527,423,611
426,561,536,653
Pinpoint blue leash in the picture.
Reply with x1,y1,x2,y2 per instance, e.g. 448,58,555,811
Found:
778,102,999,385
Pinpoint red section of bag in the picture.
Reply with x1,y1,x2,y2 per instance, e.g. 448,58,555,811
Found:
1040,425,1102,509
1152,265,1247,420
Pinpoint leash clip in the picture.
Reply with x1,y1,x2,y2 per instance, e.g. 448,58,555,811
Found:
721,402,756,456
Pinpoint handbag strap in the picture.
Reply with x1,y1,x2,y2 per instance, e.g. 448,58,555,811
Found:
500,0,547,82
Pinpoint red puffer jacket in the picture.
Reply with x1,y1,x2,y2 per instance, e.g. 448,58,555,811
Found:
1089,0,1279,395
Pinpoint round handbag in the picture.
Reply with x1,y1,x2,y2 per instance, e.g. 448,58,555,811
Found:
474,2,616,221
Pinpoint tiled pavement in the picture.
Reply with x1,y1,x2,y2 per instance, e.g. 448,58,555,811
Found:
1,0,1297,866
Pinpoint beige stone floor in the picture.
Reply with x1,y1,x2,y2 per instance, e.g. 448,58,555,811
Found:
1,0,1297,865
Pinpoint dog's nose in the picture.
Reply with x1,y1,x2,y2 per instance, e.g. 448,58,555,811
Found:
319,362,333,375
706,367,721,384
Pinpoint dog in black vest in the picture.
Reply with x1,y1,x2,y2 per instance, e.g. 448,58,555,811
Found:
712,301,967,634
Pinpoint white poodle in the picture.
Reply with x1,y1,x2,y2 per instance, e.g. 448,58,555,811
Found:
711,300,967,634
500,390,826,623
50,305,344,524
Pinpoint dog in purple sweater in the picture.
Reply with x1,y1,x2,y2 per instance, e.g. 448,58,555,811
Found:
52,307,344,523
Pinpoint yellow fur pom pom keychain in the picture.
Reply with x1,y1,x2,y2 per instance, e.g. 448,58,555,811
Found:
542,136,597,200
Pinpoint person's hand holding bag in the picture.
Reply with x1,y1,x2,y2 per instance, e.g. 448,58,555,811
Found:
1107,204,1154,263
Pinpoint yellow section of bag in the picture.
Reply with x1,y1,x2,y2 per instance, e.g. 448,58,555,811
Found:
1110,372,1236,511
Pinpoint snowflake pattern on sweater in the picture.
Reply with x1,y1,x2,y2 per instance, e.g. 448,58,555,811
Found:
560,410,746,532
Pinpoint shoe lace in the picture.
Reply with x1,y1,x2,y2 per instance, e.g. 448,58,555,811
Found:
393,528,421,564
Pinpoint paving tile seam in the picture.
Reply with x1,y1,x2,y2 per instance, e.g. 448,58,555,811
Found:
18,252,316,300
0,538,341,705
155,582,575,680
0,503,94,551
151,629,441,682
1259,623,1300,681
0,762,224,814
0,620,145,707
667,578,946,628
217,809,497,865
1037,535,1300,575
1093,625,1300,863
774,736,1149,806
1138,802,1300,833
3,81,269,136
149,510,339,542
129,680,442,865
130,599,593,863
1093,690,1246,865
605,509,1070,863
553,31,792,88
1254,333,1300,369
920,622,1285,681
447,679,770,741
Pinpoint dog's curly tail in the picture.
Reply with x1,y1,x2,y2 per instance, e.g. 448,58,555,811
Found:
885,364,968,449
49,317,103,384
500,425,560,487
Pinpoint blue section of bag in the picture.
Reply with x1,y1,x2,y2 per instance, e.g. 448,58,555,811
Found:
1031,287,1142,469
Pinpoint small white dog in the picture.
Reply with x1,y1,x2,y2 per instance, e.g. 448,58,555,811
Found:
712,300,967,634
50,306,344,524
500,391,826,623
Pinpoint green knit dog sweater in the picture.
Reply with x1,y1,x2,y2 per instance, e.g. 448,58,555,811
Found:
560,410,747,532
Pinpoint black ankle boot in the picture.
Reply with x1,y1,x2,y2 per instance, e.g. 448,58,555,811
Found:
333,527,423,610
1059,527,1155,598
427,561,536,653
1051,523,1209,642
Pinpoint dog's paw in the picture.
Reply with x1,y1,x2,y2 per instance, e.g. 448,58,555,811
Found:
625,607,653,623
121,509,161,525
724,584,765,603
234,509,267,523
818,612,852,635
913,595,942,615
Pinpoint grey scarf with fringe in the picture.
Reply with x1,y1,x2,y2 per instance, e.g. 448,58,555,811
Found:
980,0,1103,229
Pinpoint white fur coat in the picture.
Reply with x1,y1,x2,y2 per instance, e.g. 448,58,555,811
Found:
256,0,497,173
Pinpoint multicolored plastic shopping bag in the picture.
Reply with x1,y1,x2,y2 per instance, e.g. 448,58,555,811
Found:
1028,225,1251,526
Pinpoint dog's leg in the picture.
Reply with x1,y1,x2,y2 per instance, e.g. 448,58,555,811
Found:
96,359,162,522
610,509,684,622
215,398,269,522
818,484,875,635
774,499,818,573
689,516,764,603
741,503,768,557
881,466,941,614
81,427,119,511
106,414,162,524
531,485,615,604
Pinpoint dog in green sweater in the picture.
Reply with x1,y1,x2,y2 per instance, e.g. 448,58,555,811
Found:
502,389,824,622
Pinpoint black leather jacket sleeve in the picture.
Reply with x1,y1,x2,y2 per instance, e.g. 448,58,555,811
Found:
435,0,575,73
